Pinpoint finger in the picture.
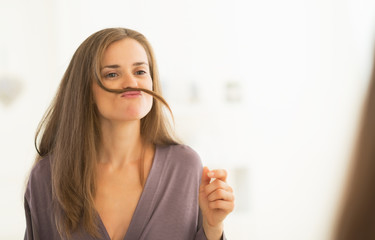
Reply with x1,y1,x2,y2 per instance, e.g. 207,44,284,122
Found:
205,179,233,196
200,166,211,190
208,169,227,182
208,200,235,211
207,188,235,202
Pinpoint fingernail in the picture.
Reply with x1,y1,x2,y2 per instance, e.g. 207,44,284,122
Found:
208,171,214,178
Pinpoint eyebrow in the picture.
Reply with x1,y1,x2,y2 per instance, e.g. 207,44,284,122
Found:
133,62,149,67
101,62,149,70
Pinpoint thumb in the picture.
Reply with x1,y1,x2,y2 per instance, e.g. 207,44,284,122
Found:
200,166,211,189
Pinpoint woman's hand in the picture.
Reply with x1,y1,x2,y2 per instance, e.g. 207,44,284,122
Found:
199,167,235,240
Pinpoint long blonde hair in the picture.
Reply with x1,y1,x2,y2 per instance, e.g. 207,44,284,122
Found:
33,28,178,237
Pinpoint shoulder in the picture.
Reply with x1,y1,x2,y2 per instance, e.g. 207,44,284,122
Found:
25,156,52,200
29,156,52,183
169,144,201,160
157,144,203,173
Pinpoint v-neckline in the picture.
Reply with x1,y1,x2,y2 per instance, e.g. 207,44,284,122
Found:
97,145,161,240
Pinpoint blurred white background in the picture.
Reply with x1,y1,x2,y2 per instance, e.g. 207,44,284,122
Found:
1,0,375,239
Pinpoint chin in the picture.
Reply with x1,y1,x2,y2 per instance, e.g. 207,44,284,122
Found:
117,112,150,122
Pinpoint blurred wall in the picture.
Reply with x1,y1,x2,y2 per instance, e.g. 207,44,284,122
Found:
1,0,375,239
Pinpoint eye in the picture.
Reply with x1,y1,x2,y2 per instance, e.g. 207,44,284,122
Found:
135,70,147,75
105,73,118,78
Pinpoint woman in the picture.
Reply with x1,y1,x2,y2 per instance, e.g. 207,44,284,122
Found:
334,48,375,239
24,28,234,240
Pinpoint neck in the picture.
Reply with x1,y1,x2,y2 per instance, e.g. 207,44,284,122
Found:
98,119,144,168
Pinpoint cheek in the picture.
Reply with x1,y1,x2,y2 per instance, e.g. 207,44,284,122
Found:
143,94,153,114
92,85,113,114
143,77,153,90
92,83,101,103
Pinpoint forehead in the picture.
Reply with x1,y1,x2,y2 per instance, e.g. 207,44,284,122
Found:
101,38,149,65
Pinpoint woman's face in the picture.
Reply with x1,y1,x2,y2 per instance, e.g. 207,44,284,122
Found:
93,38,153,123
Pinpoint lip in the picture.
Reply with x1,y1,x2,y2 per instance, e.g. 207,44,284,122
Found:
121,91,142,98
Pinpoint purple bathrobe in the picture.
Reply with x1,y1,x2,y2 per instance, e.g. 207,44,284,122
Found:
24,144,226,240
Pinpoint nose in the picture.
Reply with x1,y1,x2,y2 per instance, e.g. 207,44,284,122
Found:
121,73,138,89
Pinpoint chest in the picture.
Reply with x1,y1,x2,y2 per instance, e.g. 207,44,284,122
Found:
95,167,143,240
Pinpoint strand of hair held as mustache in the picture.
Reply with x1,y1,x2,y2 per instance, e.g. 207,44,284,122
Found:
95,78,173,116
